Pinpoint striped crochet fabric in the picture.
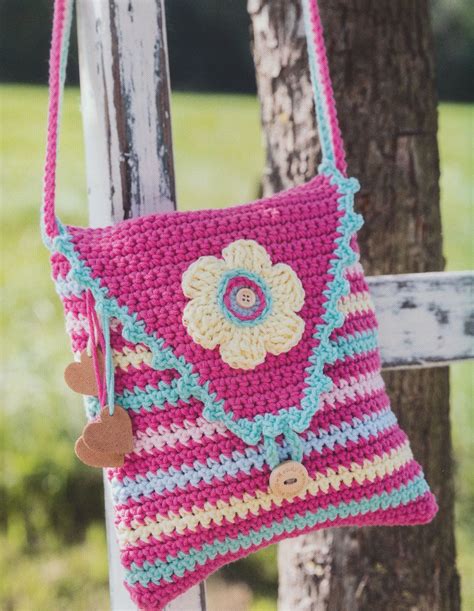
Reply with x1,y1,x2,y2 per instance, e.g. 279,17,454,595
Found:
42,0,437,608
49,169,437,608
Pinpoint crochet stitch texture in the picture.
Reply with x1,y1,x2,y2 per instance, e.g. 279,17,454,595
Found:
42,0,437,608
182,239,306,369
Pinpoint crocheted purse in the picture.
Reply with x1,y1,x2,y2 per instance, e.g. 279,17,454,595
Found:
42,0,437,608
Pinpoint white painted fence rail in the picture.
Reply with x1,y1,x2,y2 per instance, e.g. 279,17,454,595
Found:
369,271,473,368
77,1,205,609
75,1,473,610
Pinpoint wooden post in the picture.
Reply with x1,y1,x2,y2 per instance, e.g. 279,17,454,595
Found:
76,1,206,609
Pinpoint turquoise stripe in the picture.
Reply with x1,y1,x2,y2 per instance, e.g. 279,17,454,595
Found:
111,407,397,504
54,274,85,298
127,475,429,586
85,377,191,417
118,378,193,412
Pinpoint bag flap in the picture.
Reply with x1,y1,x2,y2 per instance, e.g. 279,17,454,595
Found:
52,170,362,465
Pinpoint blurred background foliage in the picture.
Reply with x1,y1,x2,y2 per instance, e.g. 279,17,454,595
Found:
0,1,473,610
1,0,474,101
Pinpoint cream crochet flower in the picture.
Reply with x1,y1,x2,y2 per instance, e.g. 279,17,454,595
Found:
182,240,305,369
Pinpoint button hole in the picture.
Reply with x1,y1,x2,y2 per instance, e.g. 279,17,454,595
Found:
284,477,298,486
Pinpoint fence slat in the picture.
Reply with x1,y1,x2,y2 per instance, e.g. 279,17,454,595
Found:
369,271,474,368
76,1,204,609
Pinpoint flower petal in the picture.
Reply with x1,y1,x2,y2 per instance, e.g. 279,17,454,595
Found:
266,263,305,312
183,298,231,350
219,328,267,370
263,311,305,356
182,256,225,299
222,240,272,274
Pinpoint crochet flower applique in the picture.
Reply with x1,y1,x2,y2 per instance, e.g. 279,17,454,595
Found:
182,239,305,369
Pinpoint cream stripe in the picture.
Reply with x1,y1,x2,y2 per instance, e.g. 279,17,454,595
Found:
117,441,413,545
338,291,374,315
113,344,153,370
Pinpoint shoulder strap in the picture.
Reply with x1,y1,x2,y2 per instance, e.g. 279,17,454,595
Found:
42,0,73,241
302,0,347,176
41,0,347,241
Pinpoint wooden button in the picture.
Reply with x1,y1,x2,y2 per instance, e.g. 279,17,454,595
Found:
269,461,308,498
235,287,256,309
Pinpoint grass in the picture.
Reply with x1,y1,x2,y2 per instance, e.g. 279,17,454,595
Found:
1,84,472,609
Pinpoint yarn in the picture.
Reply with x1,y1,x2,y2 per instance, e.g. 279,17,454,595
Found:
41,0,437,608
182,239,305,369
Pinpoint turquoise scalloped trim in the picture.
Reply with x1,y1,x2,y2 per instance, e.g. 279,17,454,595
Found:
46,163,363,468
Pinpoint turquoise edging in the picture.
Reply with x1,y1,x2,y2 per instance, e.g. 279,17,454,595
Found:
216,268,273,328
126,475,429,586
47,163,363,468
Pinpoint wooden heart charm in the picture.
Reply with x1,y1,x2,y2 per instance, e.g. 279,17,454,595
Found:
82,406,133,455
64,349,104,396
75,436,124,468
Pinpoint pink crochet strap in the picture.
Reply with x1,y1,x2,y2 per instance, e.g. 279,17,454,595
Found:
42,0,71,240
41,0,347,238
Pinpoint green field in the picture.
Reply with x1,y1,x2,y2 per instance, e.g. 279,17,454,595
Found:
1,85,472,610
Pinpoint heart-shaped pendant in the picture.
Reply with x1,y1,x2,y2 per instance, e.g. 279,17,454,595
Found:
82,405,133,455
75,436,124,468
64,349,104,396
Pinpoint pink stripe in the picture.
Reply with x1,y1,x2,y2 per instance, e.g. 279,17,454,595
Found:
51,252,71,278
114,365,179,395
346,275,369,294
331,310,378,339
310,387,390,431
130,398,206,433
325,349,381,387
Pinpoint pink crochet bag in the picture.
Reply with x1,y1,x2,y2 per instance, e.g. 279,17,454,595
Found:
42,0,437,608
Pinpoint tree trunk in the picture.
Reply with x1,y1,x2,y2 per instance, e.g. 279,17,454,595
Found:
247,1,460,609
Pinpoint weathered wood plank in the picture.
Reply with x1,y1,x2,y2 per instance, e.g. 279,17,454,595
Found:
77,0,175,225
370,271,474,368
77,1,205,610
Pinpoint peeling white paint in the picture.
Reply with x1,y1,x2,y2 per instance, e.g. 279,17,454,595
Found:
77,0,175,228
77,2,201,609
369,271,474,368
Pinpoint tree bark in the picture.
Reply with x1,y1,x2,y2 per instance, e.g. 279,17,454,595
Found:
248,1,460,609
